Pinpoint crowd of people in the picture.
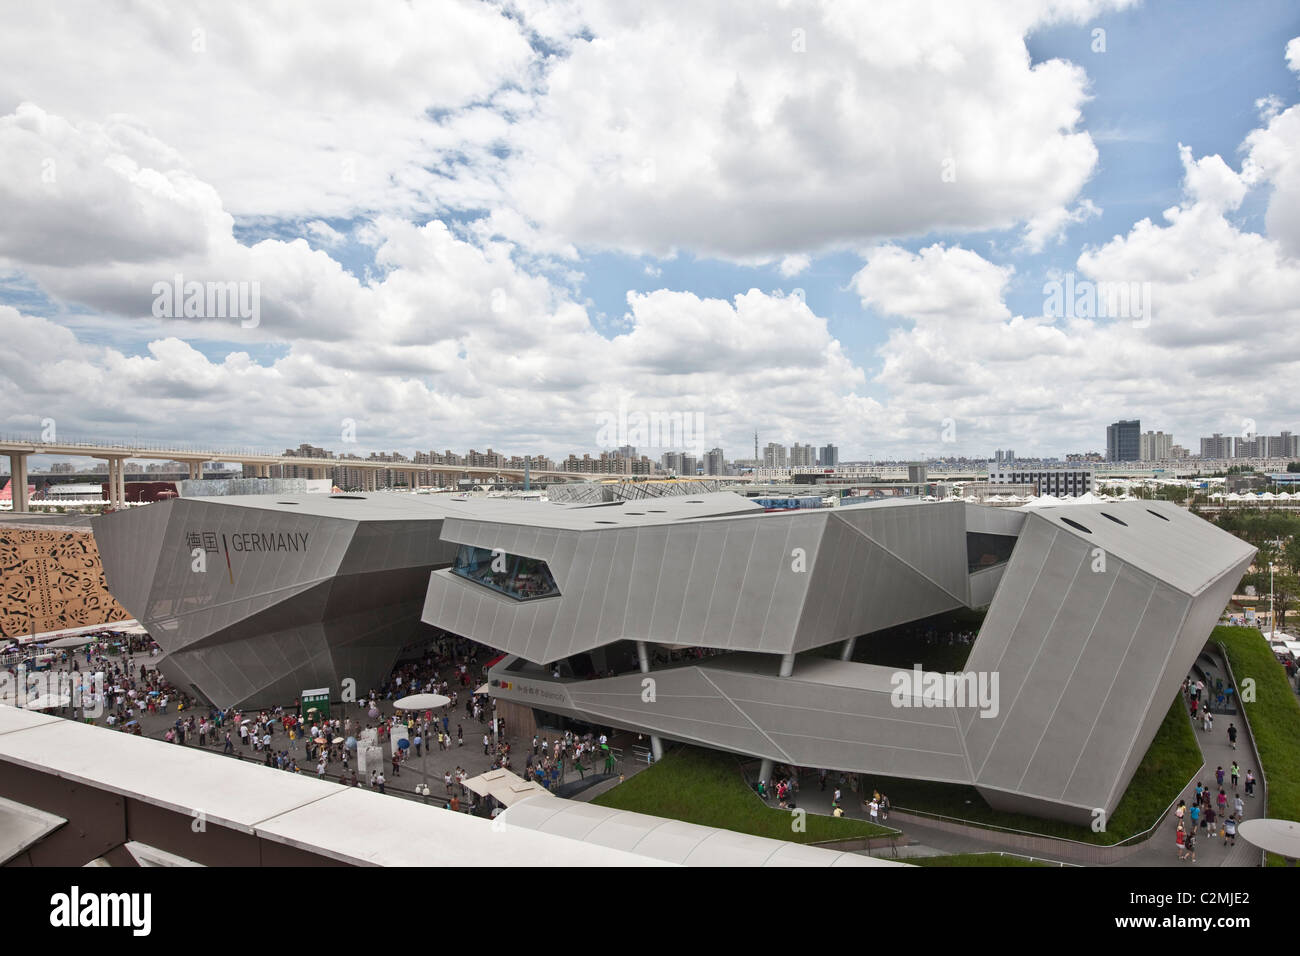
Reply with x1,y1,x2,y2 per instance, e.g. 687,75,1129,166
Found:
756,766,891,824
1172,672,1258,862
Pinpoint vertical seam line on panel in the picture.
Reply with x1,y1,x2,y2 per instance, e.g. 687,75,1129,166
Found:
699,519,730,647
725,521,761,652
674,525,703,647
1102,595,1194,812
1061,579,1156,801
975,542,1087,786
757,517,797,655
968,521,1058,778
1015,562,1120,794
647,526,670,644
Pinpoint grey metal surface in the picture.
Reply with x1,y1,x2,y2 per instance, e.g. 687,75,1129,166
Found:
483,500,1253,824
424,498,981,662
962,501,1255,823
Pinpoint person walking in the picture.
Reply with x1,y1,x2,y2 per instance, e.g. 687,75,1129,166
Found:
1245,769,1256,797
1227,723,1237,750
1215,766,1225,789
1223,815,1237,846
1176,822,1186,861
1230,762,1240,791
376,771,386,795
1184,827,1197,863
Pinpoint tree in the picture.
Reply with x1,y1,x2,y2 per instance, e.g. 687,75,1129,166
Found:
1284,536,1300,579
1275,581,1295,630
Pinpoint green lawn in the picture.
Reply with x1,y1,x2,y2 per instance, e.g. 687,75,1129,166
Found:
593,746,894,844
908,853,1051,867
1213,625,1300,866
860,693,1202,845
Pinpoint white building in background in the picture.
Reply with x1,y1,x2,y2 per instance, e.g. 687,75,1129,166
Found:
789,443,817,468
1139,430,1173,461
987,465,1095,498
763,443,787,469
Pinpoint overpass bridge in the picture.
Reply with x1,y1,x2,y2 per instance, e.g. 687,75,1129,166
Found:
0,437,739,512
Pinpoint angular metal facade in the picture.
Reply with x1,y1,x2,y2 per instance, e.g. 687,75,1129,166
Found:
94,496,463,710
93,490,1252,824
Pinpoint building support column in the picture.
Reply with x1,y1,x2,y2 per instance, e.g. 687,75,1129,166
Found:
8,453,29,513
634,640,664,763
757,652,797,786
778,652,795,678
839,636,857,661
117,458,127,507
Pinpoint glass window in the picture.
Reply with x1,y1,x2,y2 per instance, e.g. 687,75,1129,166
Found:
966,532,1017,573
452,545,560,601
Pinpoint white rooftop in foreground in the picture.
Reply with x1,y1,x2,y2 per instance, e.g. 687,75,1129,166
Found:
0,794,65,865
499,797,899,867
0,705,894,867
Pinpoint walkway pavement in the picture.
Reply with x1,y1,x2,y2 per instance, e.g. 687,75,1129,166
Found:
66,695,655,812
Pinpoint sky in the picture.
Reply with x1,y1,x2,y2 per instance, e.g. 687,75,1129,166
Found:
2,0,1299,467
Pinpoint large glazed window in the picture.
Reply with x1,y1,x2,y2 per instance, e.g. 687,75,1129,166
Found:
967,532,1017,573
451,545,560,601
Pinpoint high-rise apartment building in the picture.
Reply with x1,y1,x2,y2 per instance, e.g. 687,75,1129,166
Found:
763,442,788,469
789,443,817,468
1199,434,1233,459
1139,430,1173,461
818,444,839,468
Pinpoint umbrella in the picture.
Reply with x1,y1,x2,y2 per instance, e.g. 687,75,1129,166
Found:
240,718,252,724
394,693,450,711
345,736,357,750
125,720,138,727
314,736,328,744
332,736,344,744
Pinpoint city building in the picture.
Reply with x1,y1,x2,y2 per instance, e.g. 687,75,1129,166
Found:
788,443,817,468
1105,420,1140,462
1139,430,1173,461
987,465,1094,497
818,444,839,468
763,443,788,469
1199,433,1233,459
703,448,726,476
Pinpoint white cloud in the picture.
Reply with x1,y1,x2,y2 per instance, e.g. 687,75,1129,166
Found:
778,254,810,278
0,0,536,222
495,0,1128,259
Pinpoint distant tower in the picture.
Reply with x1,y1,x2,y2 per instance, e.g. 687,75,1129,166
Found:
754,431,759,461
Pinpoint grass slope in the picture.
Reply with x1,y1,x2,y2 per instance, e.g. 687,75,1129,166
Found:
593,746,893,843
1213,625,1300,866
